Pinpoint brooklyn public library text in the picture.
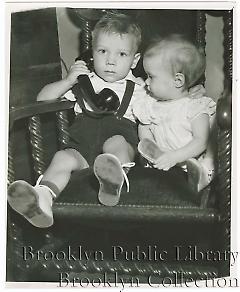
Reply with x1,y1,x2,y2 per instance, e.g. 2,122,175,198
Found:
22,245,238,266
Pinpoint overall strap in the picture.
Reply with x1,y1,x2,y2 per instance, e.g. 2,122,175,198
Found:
115,80,135,119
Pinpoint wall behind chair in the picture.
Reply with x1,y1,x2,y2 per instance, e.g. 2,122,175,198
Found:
56,8,224,102
205,14,224,101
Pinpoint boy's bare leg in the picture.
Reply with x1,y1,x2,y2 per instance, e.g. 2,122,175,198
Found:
42,149,89,192
94,135,135,206
103,135,135,164
8,149,88,227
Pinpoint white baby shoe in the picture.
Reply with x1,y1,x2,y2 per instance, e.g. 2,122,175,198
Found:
8,176,55,228
94,153,135,206
138,138,163,164
186,158,214,193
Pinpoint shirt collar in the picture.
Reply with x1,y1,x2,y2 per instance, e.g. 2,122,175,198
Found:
88,70,144,86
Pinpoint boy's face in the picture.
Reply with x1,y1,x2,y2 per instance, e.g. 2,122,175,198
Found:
143,56,177,101
92,31,140,82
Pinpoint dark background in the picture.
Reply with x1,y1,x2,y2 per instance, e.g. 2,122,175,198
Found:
9,8,197,107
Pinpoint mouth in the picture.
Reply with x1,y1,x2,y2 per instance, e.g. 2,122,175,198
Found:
145,85,151,93
104,70,116,74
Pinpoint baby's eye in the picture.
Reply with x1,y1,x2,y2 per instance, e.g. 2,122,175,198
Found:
98,49,106,54
120,52,127,57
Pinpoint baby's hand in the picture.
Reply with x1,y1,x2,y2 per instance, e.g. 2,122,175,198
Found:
189,84,206,99
153,152,178,171
65,60,91,86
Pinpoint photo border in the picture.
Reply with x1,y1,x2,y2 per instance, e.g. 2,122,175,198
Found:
1,0,239,290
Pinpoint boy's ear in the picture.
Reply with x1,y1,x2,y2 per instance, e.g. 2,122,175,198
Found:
174,73,185,88
131,53,141,69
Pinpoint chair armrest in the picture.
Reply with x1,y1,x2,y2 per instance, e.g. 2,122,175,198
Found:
9,98,74,130
216,93,231,130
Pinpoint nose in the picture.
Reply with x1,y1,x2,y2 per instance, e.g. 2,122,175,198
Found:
106,53,116,65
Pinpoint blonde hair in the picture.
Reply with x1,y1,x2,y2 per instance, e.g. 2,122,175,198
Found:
144,34,206,88
92,13,142,52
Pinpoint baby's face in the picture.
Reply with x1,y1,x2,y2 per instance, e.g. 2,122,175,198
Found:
92,31,140,82
143,56,177,101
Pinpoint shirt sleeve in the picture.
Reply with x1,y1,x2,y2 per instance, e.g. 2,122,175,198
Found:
63,89,83,114
63,86,94,114
187,96,216,121
64,89,76,101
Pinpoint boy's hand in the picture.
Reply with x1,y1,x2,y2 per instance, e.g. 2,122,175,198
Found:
153,152,178,171
189,84,206,99
65,60,91,86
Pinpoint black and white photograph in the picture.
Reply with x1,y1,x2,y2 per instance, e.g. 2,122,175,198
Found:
2,0,239,289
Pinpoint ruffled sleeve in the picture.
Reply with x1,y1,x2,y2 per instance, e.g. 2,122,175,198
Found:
132,94,153,124
187,96,216,120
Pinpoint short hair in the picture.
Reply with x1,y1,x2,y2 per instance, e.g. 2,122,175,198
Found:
92,13,142,52
144,34,206,88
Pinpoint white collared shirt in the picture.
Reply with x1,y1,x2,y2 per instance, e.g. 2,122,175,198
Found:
64,71,145,122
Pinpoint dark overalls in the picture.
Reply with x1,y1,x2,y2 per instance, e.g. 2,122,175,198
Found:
64,79,139,166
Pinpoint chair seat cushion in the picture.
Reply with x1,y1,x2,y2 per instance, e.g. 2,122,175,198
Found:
53,166,218,224
57,166,197,206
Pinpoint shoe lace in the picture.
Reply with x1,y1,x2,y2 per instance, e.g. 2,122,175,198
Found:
35,175,57,199
35,175,43,186
121,162,135,192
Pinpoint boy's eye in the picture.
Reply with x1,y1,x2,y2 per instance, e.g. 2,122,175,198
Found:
98,49,106,54
120,52,127,57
